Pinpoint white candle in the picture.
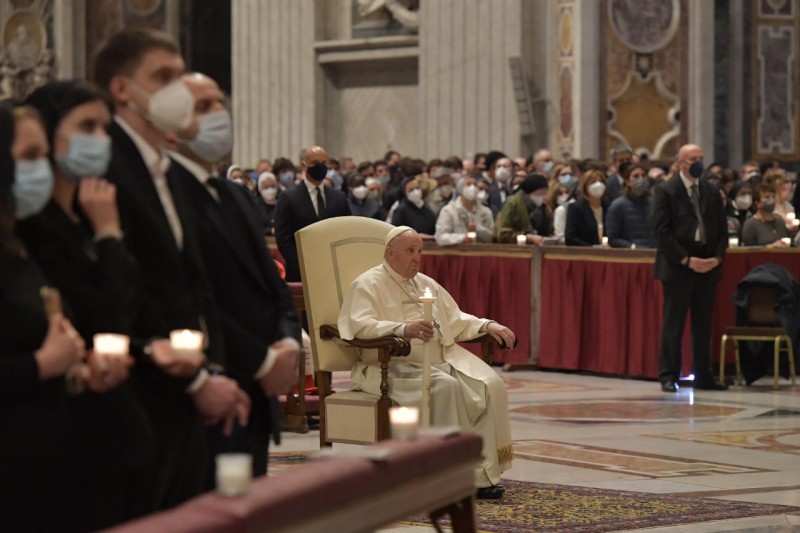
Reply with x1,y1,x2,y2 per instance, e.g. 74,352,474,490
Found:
389,406,419,440
93,334,129,359
418,288,436,428
516,234,527,246
170,329,204,363
781,237,791,246
466,231,477,241
216,454,252,496
601,236,609,247
728,237,739,248
787,212,796,222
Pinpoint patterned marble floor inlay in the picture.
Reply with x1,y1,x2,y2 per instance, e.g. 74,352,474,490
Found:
513,440,769,478
503,377,607,394
651,429,800,455
510,400,744,422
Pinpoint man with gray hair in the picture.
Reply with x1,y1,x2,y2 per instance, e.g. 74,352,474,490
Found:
338,226,515,499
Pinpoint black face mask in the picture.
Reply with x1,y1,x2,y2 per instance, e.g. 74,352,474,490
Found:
306,162,328,182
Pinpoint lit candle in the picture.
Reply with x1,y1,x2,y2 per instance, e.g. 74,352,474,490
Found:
516,234,527,246
418,288,437,428
216,454,252,496
170,329,204,363
93,333,129,359
728,237,739,248
787,212,800,226
466,231,477,241
781,237,791,246
389,406,419,440
601,236,609,247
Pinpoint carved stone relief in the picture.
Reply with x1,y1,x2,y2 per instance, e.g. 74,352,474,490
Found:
0,0,53,99
608,0,679,54
352,0,419,38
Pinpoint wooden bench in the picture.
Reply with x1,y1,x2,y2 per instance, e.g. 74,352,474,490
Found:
102,432,481,533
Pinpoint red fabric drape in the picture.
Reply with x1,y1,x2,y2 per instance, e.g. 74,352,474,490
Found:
419,254,532,364
539,251,800,379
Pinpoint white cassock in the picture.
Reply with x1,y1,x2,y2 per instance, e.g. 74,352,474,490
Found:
338,261,513,486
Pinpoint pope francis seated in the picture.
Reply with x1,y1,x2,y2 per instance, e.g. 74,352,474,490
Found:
337,225,515,499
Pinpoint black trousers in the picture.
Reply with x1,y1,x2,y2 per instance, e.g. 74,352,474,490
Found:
658,275,718,384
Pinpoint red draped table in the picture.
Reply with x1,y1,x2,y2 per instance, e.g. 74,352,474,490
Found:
537,246,800,379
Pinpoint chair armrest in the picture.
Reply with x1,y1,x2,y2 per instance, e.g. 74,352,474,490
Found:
462,333,518,351
320,324,411,357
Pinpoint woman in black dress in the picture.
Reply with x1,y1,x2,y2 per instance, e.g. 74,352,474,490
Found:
19,81,155,531
0,103,86,532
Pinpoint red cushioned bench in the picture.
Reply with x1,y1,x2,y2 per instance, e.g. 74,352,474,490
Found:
102,432,481,533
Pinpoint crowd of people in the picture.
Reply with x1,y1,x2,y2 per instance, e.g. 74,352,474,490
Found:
235,144,800,252
3,24,800,533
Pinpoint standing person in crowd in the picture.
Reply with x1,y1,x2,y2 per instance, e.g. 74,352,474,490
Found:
94,28,248,512
741,183,790,247
565,169,608,246
435,175,494,245
726,180,755,245
425,167,455,216
347,173,384,219
19,80,154,532
548,178,576,242
496,173,549,244
483,151,511,216
653,144,728,393
169,71,301,482
531,148,554,174
605,163,657,248
764,168,796,221
274,145,351,282
256,171,280,235
391,177,437,237
0,103,86,533
605,144,633,202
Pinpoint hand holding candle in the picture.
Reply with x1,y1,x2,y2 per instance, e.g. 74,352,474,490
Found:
170,329,205,364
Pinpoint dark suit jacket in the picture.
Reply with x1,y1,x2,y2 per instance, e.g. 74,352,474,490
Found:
652,175,728,284
565,197,608,246
174,162,301,470
274,182,351,282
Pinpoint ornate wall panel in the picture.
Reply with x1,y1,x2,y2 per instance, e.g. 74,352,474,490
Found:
599,0,687,161
0,0,53,99
556,0,575,159
751,0,800,160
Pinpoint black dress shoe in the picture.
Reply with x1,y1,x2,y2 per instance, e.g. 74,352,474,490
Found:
694,379,729,391
660,381,678,393
476,485,505,500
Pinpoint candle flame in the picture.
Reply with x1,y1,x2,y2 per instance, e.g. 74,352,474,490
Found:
423,287,433,298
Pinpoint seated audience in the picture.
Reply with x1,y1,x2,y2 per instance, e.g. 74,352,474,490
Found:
764,167,796,221
495,173,549,244
550,180,577,241
391,177,437,237
434,175,494,245
605,163,657,248
726,180,755,245
425,167,455,216
741,183,790,247
565,169,608,246
256,171,279,235
347,174,384,219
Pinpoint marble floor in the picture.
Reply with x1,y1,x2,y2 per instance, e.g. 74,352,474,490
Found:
273,370,800,532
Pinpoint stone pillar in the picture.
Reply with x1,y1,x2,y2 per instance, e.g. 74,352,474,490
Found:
688,0,715,161
418,0,539,159
231,0,317,166
572,0,600,160
53,0,86,79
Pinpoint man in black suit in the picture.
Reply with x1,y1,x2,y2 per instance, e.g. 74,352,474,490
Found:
169,72,301,479
274,145,351,282
652,144,728,393
94,29,249,512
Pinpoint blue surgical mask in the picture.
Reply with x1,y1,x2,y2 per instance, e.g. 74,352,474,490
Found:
558,173,574,186
187,110,233,162
55,133,111,181
279,171,294,186
378,176,390,186
13,158,54,219
542,161,554,173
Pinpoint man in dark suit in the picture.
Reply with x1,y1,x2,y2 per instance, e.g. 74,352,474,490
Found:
94,29,249,512
169,72,301,479
652,143,729,393
274,145,351,282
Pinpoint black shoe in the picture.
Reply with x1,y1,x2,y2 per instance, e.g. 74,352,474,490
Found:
476,485,505,500
661,381,678,393
694,379,728,391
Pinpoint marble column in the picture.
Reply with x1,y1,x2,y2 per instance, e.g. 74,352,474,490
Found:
572,0,600,160
231,0,317,166
53,0,86,79
688,0,715,162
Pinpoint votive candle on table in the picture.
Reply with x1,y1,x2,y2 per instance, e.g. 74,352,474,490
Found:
728,237,739,248
389,406,419,440
93,334,129,359
781,237,791,246
216,453,252,496
601,236,609,247
466,231,477,241
170,329,204,363
516,234,527,246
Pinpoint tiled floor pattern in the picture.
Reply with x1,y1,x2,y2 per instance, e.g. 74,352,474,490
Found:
273,370,800,532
